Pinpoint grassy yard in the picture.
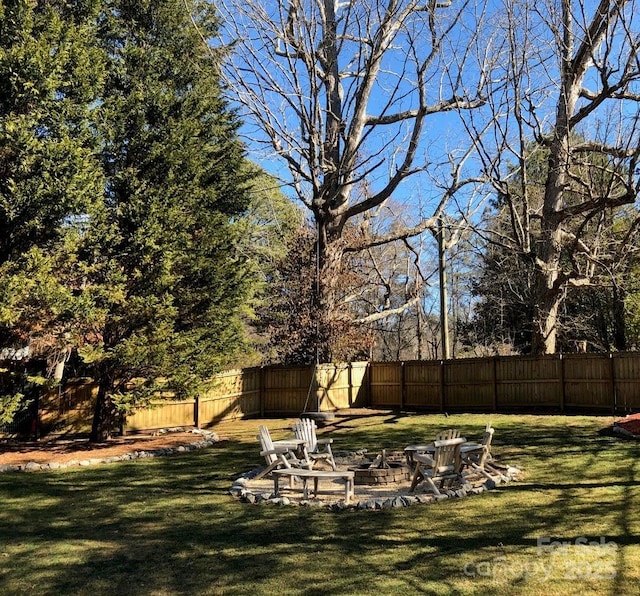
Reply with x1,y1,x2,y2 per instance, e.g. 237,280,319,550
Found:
0,411,638,595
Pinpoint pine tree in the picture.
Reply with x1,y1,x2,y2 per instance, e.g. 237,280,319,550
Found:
81,0,254,440
0,0,105,421
0,1,104,265
0,1,256,437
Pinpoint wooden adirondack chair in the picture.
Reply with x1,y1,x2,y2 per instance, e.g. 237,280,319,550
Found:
254,425,312,480
404,428,460,470
408,436,466,495
293,417,337,470
462,424,500,478
436,428,460,441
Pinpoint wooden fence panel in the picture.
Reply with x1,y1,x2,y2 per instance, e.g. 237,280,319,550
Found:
198,368,261,426
496,355,562,408
349,361,370,407
444,358,495,410
403,361,440,410
262,366,313,414
39,380,97,433
613,353,640,412
562,354,613,410
126,400,195,431
316,363,352,410
369,362,402,407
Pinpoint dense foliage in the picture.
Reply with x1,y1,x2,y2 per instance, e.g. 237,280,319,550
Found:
0,0,257,439
255,224,374,365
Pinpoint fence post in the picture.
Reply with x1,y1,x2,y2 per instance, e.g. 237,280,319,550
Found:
367,361,372,407
559,353,565,412
400,362,406,410
259,366,265,418
609,353,617,416
439,360,445,413
348,362,353,407
492,356,498,412
194,394,200,429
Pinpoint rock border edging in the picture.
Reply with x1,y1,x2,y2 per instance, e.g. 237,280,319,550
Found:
229,456,522,511
0,428,219,473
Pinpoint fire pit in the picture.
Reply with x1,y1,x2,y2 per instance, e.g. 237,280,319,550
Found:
350,450,410,485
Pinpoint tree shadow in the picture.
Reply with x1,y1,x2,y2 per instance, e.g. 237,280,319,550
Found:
1,413,638,594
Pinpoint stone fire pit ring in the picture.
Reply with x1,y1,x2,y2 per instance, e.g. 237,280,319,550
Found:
229,448,522,511
349,449,410,485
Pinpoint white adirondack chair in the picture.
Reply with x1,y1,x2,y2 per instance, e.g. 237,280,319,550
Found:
405,428,461,470
462,424,501,478
293,417,337,470
254,425,312,480
409,436,466,495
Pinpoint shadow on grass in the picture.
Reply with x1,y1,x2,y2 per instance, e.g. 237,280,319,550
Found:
0,413,638,595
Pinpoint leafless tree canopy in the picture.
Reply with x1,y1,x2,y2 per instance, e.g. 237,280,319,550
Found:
465,0,640,353
218,0,488,241
213,0,640,357
214,0,493,360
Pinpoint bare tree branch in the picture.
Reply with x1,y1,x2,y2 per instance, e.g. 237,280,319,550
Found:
214,0,490,359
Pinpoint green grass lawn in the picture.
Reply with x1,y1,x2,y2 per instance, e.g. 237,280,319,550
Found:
1,412,638,595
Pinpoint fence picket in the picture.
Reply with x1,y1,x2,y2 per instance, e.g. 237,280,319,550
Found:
23,354,640,435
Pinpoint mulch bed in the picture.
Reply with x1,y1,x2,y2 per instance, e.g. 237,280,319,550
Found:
612,412,640,437
0,430,206,466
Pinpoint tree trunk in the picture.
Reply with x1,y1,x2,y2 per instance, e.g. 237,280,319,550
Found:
531,268,562,355
90,371,117,442
314,217,346,363
530,61,576,354
531,185,564,355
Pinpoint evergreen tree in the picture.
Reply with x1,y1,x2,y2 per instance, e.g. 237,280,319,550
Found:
238,167,305,365
0,0,104,265
0,0,105,420
81,0,253,440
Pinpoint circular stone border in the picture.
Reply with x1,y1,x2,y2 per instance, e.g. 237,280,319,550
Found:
229,453,522,512
0,428,219,473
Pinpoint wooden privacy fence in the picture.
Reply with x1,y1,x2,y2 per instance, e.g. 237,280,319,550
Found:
38,354,640,433
368,353,640,412
40,362,370,434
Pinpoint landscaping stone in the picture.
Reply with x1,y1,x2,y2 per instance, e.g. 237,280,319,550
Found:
332,501,349,511
231,449,521,512
0,429,220,473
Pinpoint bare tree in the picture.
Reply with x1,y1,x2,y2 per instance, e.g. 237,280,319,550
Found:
216,0,490,361
346,200,436,359
466,0,640,354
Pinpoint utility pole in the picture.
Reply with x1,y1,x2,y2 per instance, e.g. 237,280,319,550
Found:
437,216,450,360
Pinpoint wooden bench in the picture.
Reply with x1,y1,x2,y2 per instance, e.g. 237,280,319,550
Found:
271,468,355,503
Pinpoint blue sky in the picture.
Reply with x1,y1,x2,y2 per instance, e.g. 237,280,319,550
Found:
213,0,640,325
